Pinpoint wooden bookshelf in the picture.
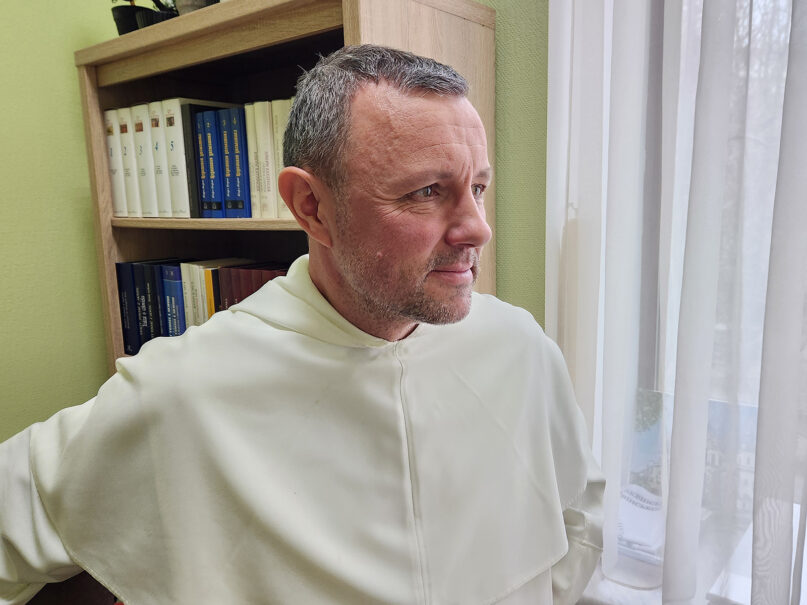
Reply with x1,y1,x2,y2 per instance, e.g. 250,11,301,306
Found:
76,0,496,371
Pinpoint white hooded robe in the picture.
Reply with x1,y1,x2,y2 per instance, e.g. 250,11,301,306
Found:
0,255,603,604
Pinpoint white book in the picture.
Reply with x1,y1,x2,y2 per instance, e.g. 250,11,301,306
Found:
104,109,127,217
116,107,142,217
253,101,277,218
179,262,198,327
193,264,207,325
271,98,294,219
162,98,193,218
131,104,159,217
243,103,261,218
148,101,173,217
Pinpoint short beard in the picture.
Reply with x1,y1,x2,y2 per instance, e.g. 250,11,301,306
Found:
333,202,479,328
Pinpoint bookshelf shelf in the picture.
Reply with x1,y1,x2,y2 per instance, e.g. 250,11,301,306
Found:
77,0,496,371
111,218,302,231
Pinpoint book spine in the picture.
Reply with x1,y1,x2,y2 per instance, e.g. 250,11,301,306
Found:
211,268,223,313
219,267,233,310
104,110,128,217
179,262,198,327
162,99,192,218
131,262,153,346
203,110,225,218
271,98,294,219
193,264,207,324
218,108,236,218
204,268,217,318
253,101,277,218
195,112,209,217
148,101,173,217
117,107,142,217
161,264,186,336
131,104,159,217
244,103,261,218
226,107,251,218
145,263,166,338
115,262,141,355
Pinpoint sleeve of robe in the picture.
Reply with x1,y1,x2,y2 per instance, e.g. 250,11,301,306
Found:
0,417,85,604
542,336,606,605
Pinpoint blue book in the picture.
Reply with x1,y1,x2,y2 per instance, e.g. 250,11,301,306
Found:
161,264,186,336
203,110,225,218
115,262,141,355
226,107,252,218
218,109,235,217
138,259,180,339
195,112,209,215
151,263,168,337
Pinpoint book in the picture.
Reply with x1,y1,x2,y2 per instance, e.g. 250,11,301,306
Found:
148,101,173,217
195,112,208,213
225,107,252,218
218,265,235,310
150,262,169,337
271,98,294,219
117,107,142,217
202,110,225,218
115,262,141,355
131,103,159,217
253,100,277,218
104,110,128,217
217,109,236,217
163,98,234,218
132,261,159,345
161,264,186,336
244,103,261,218
180,261,200,327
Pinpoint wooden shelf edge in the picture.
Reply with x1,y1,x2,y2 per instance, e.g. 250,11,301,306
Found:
75,0,339,68
111,217,303,230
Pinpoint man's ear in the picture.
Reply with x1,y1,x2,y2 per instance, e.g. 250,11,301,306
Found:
277,166,334,248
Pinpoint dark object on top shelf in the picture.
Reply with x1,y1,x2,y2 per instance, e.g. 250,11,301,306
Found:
175,0,218,15
111,0,180,36
136,8,177,27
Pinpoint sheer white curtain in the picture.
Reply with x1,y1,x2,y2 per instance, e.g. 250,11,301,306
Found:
546,0,807,603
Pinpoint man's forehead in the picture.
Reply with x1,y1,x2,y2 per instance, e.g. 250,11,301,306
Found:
350,81,481,130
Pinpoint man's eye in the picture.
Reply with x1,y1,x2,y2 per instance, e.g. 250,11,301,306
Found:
472,184,486,198
411,185,437,199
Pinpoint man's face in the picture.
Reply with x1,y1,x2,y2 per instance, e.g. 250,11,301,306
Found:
327,82,492,338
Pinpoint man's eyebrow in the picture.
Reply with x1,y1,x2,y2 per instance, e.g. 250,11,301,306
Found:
476,167,493,181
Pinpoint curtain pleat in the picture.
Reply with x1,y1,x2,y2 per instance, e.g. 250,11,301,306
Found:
752,1,807,602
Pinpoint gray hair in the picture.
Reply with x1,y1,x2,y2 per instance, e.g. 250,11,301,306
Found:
283,44,469,193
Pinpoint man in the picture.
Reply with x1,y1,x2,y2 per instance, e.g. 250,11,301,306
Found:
0,46,602,604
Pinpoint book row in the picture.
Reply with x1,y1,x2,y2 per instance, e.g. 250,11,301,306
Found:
104,97,295,220
116,258,289,355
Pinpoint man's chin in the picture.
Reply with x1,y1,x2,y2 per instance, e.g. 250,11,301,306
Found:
408,291,473,326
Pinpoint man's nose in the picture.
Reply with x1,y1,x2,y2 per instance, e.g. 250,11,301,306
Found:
445,187,493,248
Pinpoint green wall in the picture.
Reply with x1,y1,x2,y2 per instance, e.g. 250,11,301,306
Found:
481,0,548,324
0,0,548,442
0,5,115,441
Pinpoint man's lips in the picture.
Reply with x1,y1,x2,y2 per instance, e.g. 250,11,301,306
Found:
429,263,475,284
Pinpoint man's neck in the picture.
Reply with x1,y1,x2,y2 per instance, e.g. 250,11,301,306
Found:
307,255,418,342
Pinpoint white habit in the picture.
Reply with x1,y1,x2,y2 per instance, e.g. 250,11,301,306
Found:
0,255,603,604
